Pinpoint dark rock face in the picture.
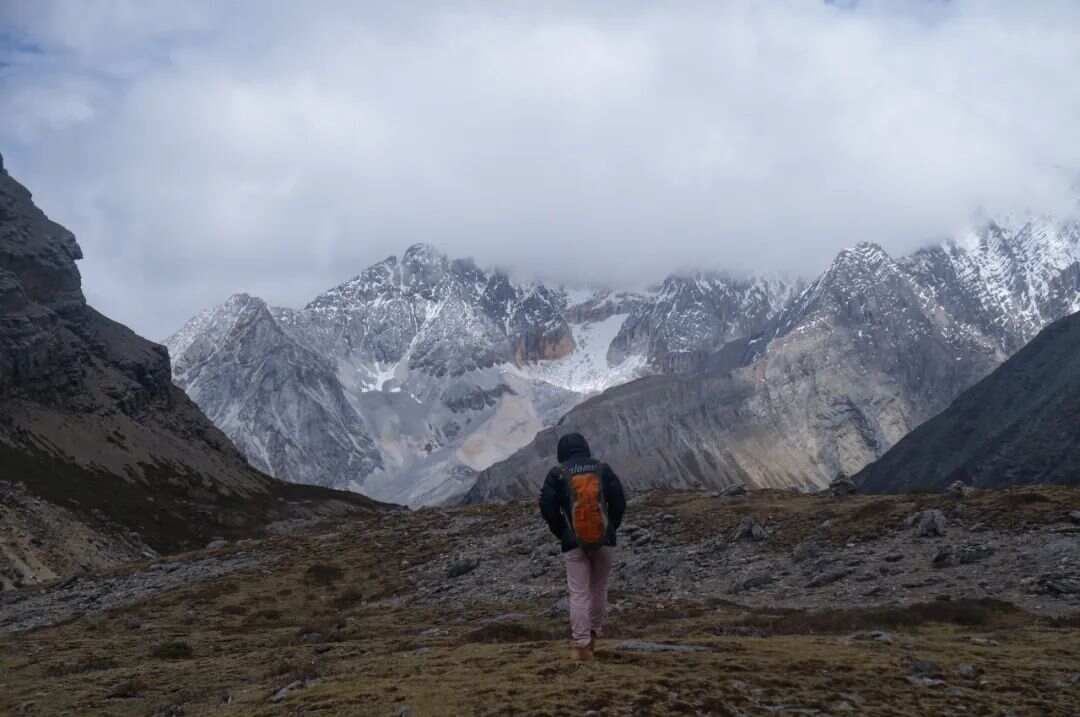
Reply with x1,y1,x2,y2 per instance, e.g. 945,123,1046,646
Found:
857,310,1080,492
0,154,261,492
0,154,381,585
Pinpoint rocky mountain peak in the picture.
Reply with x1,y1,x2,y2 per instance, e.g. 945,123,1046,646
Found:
829,242,894,274
0,158,85,314
401,242,450,294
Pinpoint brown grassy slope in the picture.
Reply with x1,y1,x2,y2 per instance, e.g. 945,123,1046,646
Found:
2,488,1078,716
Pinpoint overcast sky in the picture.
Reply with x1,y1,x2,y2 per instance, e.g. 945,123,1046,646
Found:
2,1,1078,338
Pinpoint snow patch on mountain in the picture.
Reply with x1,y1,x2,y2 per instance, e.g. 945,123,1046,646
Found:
508,313,647,394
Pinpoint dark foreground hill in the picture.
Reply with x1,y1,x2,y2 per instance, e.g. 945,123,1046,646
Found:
0,153,384,589
2,486,1078,715
857,310,1080,493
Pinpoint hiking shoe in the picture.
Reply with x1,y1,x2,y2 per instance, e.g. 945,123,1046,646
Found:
572,646,594,661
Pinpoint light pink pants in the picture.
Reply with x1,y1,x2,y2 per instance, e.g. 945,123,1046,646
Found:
563,546,614,647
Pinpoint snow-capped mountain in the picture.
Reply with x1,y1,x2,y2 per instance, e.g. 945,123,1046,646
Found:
467,214,1080,502
166,244,793,505
169,212,1079,506
902,216,1080,353
610,274,801,373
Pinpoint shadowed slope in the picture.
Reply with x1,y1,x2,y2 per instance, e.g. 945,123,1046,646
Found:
0,152,386,588
857,310,1080,492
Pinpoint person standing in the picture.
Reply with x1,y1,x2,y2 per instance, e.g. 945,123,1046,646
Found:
539,432,626,661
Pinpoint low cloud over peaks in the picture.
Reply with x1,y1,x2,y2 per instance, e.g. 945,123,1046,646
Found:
2,1,1078,336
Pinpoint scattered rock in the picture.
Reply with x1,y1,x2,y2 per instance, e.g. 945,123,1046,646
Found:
206,538,228,550
956,663,981,678
1069,511,1080,526
946,481,975,499
829,473,857,497
910,510,947,538
732,573,775,593
906,676,946,688
1036,574,1080,596
933,544,994,568
270,681,303,704
722,484,748,497
792,541,822,563
446,559,479,579
394,707,417,717
806,568,852,589
624,524,655,547
649,554,682,575
731,516,768,542
615,640,707,653
911,659,942,677
547,596,569,616
851,630,895,644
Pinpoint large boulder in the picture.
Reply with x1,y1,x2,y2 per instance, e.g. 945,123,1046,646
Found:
909,509,947,538
829,473,858,497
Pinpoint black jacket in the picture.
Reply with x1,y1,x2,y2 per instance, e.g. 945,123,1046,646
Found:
538,433,627,553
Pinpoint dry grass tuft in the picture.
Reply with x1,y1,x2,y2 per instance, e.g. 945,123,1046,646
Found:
150,640,194,660
304,563,345,587
732,599,1020,635
107,677,147,699
461,622,553,644
1048,611,1080,629
265,657,320,683
45,654,118,677
331,587,365,610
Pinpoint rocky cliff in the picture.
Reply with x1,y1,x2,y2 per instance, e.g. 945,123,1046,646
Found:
856,309,1080,492
0,153,381,589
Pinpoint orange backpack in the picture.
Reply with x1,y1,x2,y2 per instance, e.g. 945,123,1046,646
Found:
562,465,609,550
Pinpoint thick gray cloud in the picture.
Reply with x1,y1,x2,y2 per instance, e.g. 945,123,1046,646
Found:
2,1,1078,337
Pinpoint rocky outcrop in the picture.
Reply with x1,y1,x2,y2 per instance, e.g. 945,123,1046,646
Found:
0,152,263,491
856,310,1080,493
0,154,382,587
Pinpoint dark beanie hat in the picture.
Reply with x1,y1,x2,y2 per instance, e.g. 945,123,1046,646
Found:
557,432,591,462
